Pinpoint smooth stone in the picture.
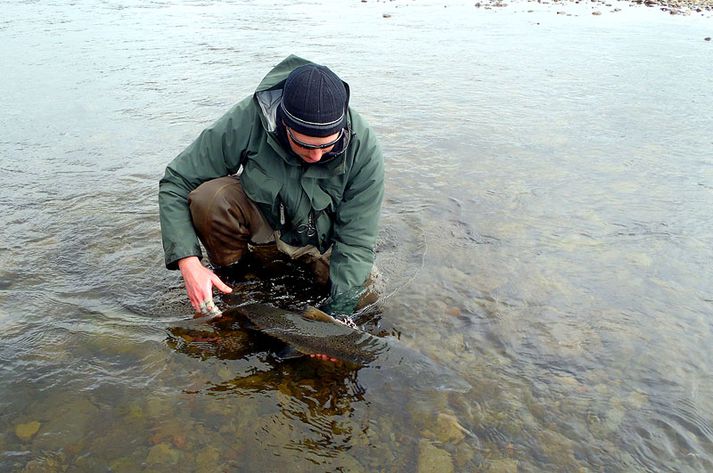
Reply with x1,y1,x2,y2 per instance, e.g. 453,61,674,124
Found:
334,453,366,473
453,441,476,468
216,365,234,382
196,446,221,473
146,442,181,465
432,412,466,444
486,458,519,473
145,396,171,419
626,391,649,409
15,421,41,441
417,440,454,473
19,452,67,473
109,456,140,473
34,397,99,450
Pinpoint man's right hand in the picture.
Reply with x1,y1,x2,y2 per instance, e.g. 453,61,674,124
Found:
178,256,232,315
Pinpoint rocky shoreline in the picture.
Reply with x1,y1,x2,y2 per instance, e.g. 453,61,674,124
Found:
370,0,713,17
471,0,713,16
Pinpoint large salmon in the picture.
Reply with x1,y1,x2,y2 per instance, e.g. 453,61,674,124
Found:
222,303,471,393
225,303,385,366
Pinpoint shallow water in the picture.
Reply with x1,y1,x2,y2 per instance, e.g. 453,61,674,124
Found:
2,0,713,471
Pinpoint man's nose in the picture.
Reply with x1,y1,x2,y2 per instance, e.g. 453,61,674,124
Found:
308,148,323,161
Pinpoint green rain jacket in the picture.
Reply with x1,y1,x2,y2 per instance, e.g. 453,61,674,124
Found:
159,55,384,313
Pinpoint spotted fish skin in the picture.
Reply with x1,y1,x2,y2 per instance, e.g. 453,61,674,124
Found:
222,303,472,393
225,303,384,366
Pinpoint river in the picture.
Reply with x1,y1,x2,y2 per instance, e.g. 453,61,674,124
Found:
1,0,712,471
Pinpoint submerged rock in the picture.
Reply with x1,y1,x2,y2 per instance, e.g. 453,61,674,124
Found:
15,421,41,441
146,442,181,465
109,456,139,473
195,446,221,473
486,458,519,473
334,453,367,473
20,452,67,473
431,412,467,444
418,439,454,473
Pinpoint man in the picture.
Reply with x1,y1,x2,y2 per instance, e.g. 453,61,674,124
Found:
159,55,384,318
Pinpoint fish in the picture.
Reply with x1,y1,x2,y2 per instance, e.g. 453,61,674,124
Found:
225,303,385,366
222,303,472,393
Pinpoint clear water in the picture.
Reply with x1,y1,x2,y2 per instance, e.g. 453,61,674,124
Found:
1,0,712,471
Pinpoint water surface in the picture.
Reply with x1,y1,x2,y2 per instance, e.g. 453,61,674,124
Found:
1,1,712,471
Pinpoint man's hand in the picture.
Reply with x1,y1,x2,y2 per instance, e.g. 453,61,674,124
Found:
178,256,232,316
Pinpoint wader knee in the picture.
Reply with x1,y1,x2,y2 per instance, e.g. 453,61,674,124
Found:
188,176,273,267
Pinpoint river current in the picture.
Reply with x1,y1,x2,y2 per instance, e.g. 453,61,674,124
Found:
1,1,712,472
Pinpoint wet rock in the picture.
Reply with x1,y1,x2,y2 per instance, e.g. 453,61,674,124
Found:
705,37,711,41
408,396,449,433
216,365,234,382
554,373,582,390
486,458,519,473
146,443,181,465
626,390,649,409
145,395,171,419
125,403,144,421
150,419,192,451
453,441,476,468
73,454,107,471
446,306,461,317
20,452,67,473
15,421,41,441
432,412,467,444
334,453,366,472
418,439,454,473
537,429,578,469
33,397,100,451
195,446,221,473
109,456,139,473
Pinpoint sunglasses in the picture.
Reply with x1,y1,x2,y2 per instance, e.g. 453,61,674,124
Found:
286,126,344,150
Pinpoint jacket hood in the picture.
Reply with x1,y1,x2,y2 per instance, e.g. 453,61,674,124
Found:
254,55,351,141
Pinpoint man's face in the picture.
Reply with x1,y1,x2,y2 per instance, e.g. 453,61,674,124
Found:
286,127,342,164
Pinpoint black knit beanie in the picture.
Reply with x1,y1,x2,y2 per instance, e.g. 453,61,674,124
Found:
279,64,348,137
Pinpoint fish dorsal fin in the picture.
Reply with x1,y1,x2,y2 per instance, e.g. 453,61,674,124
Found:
301,306,341,324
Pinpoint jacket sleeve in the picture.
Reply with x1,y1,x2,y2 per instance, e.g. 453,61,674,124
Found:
158,97,257,269
327,125,385,314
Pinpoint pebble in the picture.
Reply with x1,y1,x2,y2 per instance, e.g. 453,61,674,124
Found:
20,452,66,473
486,458,519,473
196,446,222,473
705,37,711,41
15,421,41,441
432,412,467,443
146,443,181,465
418,439,454,473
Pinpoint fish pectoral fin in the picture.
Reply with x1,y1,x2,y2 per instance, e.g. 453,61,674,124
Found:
301,305,339,324
274,345,307,361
